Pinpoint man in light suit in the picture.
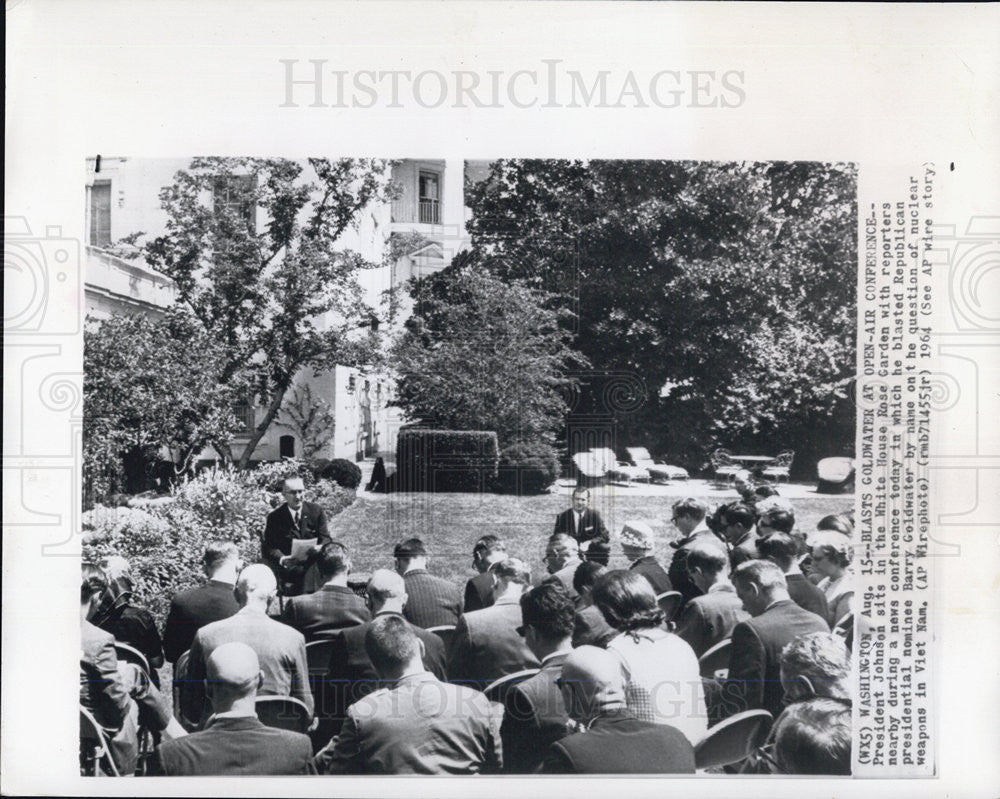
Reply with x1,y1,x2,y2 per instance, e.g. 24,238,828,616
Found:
182,565,313,726
553,488,609,554
262,476,331,597
501,581,574,773
315,615,501,774
281,541,369,641
463,534,507,612
159,643,315,776
449,558,540,691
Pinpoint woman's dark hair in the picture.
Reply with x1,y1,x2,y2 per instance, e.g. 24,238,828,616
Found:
816,514,853,536
573,560,606,595
592,569,665,633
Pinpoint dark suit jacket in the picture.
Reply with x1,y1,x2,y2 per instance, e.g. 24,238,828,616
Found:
630,555,672,595
724,599,829,719
401,569,463,629
572,603,617,649
262,501,331,596
500,651,570,773
162,580,240,663
281,583,370,641
728,532,760,570
673,583,749,657
463,572,495,613
786,573,830,620
553,508,609,546
159,715,315,775
97,605,164,669
541,710,696,774
448,598,540,691
668,526,725,607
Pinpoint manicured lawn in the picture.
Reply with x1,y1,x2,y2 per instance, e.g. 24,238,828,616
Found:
329,483,855,586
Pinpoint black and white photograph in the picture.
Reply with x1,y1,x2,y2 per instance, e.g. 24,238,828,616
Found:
78,155,856,777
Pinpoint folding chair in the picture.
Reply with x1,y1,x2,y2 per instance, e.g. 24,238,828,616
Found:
694,709,773,770
114,641,151,676
762,450,795,483
482,669,540,707
698,638,732,680
255,695,312,734
80,706,120,777
626,447,689,482
711,448,740,485
426,625,456,655
655,591,683,623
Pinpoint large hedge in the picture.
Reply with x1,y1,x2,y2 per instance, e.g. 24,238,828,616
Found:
494,441,560,495
82,464,355,627
394,430,499,493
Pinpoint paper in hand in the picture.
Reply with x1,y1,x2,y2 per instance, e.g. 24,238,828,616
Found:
289,538,318,562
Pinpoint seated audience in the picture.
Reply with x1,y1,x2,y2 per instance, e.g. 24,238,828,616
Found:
182,564,312,726
667,497,722,606
315,615,501,774
673,540,749,657
809,532,855,627
593,570,707,745
720,502,759,569
543,534,584,600
449,558,540,691
394,538,463,629
780,632,851,704
757,508,795,537
620,520,672,595
541,646,695,774
464,534,507,612
158,642,315,776
758,533,829,619
772,697,852,775
722,560,829,720
93,555,164,672
281,541,369,640
755,494,795,517
571,561,617,648
584,539,612,567
501,581,575,773
162,540,242,664
81,565,184,775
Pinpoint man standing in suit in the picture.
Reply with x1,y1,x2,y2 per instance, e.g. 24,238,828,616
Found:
620,520,672,595
262,476,331,597
394,538,462,629
159,643,315,776
501,581,574,773
673,540,749,657
463,534,507,612
281,541,369,641
182,565,313,726
758,533,829,620
162,541,242,664
553,488,609,553
668,497,725,607
541,646,696,774
449,558,540,691
315,615,501,774
722,560,829,720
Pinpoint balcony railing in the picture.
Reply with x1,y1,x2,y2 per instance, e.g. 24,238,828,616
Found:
418,199,440,224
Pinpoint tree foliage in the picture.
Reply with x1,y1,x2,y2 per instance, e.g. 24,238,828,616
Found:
391,262,587,448
465,160,857,470
137,157,397,467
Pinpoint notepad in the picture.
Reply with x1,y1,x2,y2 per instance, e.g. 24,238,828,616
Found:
289,538,318,562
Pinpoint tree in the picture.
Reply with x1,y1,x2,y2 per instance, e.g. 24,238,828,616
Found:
135,157,397,468
391,260,587,448
83,312,247,501
278,384,337,458
465,160,857,469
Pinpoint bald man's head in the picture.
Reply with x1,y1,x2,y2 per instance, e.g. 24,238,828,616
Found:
559,645,626,723
206,642,262,711
235,563,277,607
367,568,407,613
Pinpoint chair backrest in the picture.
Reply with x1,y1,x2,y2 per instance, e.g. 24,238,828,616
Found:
711,448,734,467
656,591,683,623
626,446,654,465
79,706,119,777
483,668,540,705
572,451,608,478
115,641,151,676
306,638,335,676
426,625,456,655
698,637,732,679
772,449,795,467
589,447,618,472
833,605,854,636
694,709,773,770
255,695,312,734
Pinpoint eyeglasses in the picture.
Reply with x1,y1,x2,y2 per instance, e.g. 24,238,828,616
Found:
516,625,527,637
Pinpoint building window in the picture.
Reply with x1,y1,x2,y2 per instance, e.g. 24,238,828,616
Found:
279,435,296,458
212,175,255,231
233,390,256,435
88,181,112,247
418,171,441,224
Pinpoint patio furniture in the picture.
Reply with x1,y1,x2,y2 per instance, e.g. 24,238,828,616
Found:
571,450,610,486
762,450,794,482
816,457,855,494
694,710,773,770
625,447,689,482
710,448,741,485
590,447,649,485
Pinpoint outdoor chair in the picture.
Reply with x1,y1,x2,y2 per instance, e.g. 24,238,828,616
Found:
590,447,648,485
625,447,689,482
482,668,540,706
694,709,773,770
114,641,151,676
171,649,201,732
427,625,456,656
255,695,312,734
762,450,795,482
571,450,609,486
710,448,740,485
80,705,120,777
698,638,732,680
816,457,855,494
656,591,683,623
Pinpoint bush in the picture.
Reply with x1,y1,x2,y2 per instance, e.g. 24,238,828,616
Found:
494,441,560,495
248,458,315,493
317,458,362,490
395,429,499,492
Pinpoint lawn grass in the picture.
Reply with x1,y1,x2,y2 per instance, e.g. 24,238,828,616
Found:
329,486,854,587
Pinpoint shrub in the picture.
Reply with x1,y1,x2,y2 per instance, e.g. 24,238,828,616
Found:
323,458,362,490
494,441,560,495
395,429,499,492
248,458,315,493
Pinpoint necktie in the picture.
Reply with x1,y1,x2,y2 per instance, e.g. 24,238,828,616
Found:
293,510,300,528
